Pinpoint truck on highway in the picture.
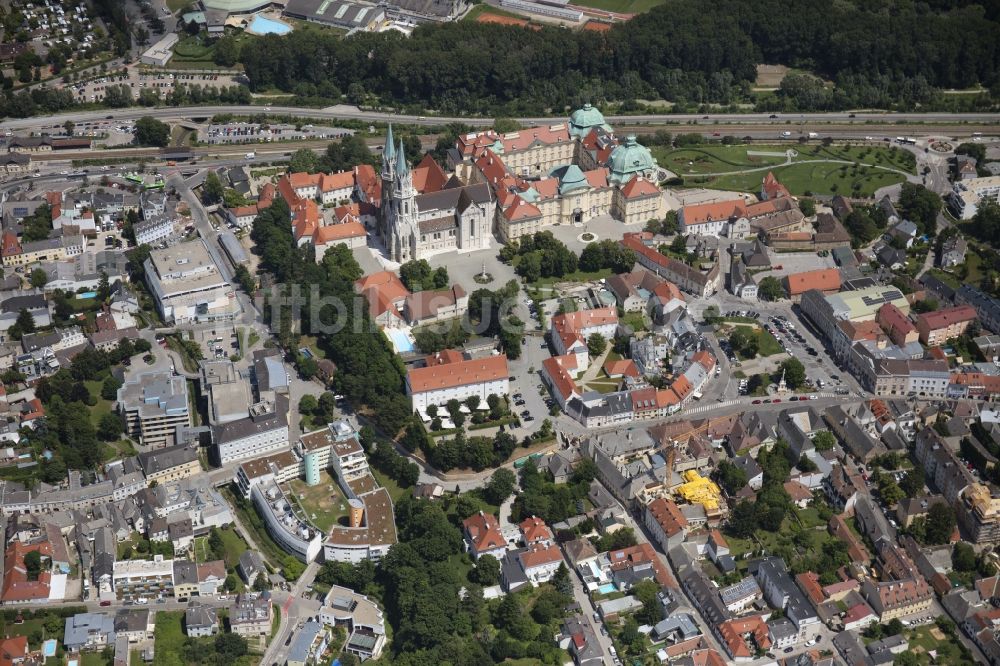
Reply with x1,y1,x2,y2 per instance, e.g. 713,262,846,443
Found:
245,151,256,159
808,132,819,139
781,131,792,138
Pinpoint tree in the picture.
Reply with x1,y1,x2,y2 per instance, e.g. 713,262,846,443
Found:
214,633,247,660
798,198,816,217
9,308,36,340
484,467,516,505
399,259,436,291
133,116,170,147
471,553,500,585
757,276,784,301
779,358,806,389
729,327,759,358
587,333,606,357
202,171,224,204
844,209,879,244
925,502,956,545
288,148,318,174
29,268,47,289
715,459,749,495
552,562,572,596
63,119,75,136
953,542,977,572
21,203,52,243
213,35,239,67
900,466,925,496
97,412,123,441
97,271,111,301
898,183,942,237
23,549,42,580
101,375,123,400
298,394,318,416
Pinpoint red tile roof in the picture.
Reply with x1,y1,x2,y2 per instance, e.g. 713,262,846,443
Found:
796,571,825,605
620,177,660,198
681,200,746,226
603,359,639,378
915,304,977,332
718,616,771,659
762,171,790,199
519,543,562,570
608,543,677,588
785,268,841,296
407,355,508,394
0,636,28,666
543,355,579,402
314,221,366,244
519,516,554,546
463,512,506,554
2,541,52,603
646,497,687,538
411,154,448,193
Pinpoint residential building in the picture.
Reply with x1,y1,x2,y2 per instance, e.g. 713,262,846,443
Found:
749,557,820,633
237,551,265,587
949,175,1000,219
229,593,272,640
320,585,387,662
63,612,116,651
551,306,619,367
956,284,1000,333
286,621,329,666
112,556,174,601
784,268,842,302
114,609,153,643
622,232,721,297
405,352,509,413
718,615,772,662
719,576,763,613
402,285,468,326
118,371,191,449
462,511,507,560
184,603,218,637
136,444,200,485
644,497,688,552
914,304,978,346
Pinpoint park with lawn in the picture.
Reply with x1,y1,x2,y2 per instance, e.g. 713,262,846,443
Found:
653,141,916,197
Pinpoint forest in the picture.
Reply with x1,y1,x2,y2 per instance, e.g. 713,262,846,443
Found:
236,0,1000,113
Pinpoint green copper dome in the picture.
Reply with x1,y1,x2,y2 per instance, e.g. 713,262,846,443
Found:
608,135,657,184
550,164,589,195
569,103,610,138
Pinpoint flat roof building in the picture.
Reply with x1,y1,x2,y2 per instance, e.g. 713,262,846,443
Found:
143,240,237,325
118,371,191,449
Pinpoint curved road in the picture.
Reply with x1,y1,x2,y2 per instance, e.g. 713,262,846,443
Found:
3,104,1000,131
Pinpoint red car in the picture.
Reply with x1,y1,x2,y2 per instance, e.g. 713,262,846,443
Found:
773,398,782,403
100,600,111,607
752,399,761,404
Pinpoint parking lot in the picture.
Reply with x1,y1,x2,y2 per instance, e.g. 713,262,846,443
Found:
199,122,356,145
64,71,242,105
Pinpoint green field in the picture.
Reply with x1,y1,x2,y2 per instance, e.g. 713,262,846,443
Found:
906,624,971,665
193,527,249,569
655,142,916,197
652,145,790,175
727,323,783,358
371,469,411,504
571,0,666,13
287,472,349,533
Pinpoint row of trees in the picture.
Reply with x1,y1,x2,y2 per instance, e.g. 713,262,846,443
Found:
504,232,579,283
233,0,1000,114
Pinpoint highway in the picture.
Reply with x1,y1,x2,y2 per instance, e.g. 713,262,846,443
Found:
2,104,1000,132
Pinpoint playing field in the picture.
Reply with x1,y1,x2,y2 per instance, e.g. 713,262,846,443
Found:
571,0,666,13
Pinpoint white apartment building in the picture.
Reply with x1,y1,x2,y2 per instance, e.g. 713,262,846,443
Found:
112,555,175,600
143,240,238,324
134,216,174,246
405,353,509,413
950,175,1000,219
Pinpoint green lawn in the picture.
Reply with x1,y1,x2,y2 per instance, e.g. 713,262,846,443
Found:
697,162,905,198
288,472,349,533
84,379,115,427
153,612,186,666
906,624,970,665
171,36,216,63
652,145,789,176
371,468,411,504
165,0,189,11
531,268,612,287
728,323,783,358
657,142,915,197
80,652,111,666
621,312,648,332
193,527,249,569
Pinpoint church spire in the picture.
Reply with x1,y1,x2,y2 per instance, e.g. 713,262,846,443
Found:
395,138,409,177
384,124,395,162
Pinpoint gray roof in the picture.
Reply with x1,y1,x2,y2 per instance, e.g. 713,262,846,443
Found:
184,603,217,630
238,550,265,580
173,560,198,586
652,613,700,641
211,393,288,445
114,608,150,634
64,612,115,649
137,444,198,476
768,617,797,641
287,621,322,664
414,182,492,213
680,568,729,625
1,293,47,313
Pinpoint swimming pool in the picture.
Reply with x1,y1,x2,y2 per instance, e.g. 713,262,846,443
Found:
597,583,616,595
77,291,97,299
248,14,292,35
385,328,415,354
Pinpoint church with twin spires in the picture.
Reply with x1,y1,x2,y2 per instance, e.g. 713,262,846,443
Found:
379,105,665,262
